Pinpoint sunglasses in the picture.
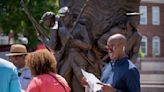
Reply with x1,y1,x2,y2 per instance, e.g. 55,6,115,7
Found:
106,44,114,53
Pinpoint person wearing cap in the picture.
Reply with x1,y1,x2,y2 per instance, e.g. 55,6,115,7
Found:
124,12,142,63
0,58,22,92
40,8,70,56
6,44,32,91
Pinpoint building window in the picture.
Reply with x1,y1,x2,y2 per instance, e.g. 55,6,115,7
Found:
139,6,147,25
152,36,160,56
140,36,147,56
152,6,160,25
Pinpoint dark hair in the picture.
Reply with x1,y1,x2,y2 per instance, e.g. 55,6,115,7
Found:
26,49,57,76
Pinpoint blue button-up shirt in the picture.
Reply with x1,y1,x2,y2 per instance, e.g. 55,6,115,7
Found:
101,57,140,92
18,67,32,90
0,58,21,92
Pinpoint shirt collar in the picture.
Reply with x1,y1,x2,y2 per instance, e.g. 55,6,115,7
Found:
18,67,28,72
111,56,128,66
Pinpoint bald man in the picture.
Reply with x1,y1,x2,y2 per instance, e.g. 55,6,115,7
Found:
99,34,140,92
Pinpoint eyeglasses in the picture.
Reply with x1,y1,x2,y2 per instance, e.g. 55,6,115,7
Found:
9,55,25,60
106,44,114,53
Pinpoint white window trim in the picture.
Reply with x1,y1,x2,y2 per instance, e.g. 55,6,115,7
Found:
140,6,147,25
140,36,148,56
152,36,160,56
152,6,160,25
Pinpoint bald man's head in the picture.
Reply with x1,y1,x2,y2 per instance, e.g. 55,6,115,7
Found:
107,34,127,60
107,34,127,46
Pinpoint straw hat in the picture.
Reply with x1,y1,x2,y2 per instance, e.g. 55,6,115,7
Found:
6,44,27,56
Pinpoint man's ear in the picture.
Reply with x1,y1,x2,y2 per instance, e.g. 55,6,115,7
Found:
123,46,125,51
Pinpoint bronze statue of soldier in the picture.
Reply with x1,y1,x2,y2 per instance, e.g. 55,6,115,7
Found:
41,7,101,92
24,0,142,92
57,0,142,91
97,12,142,63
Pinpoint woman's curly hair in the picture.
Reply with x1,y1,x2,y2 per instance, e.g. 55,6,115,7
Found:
26,49,57,76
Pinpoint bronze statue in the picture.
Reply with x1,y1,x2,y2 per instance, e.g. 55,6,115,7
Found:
22,0,142,92
58,0,141,61
124,14,142,63
97,13,142,63
59,14,91,92
40,8,101,92
58,0,141,91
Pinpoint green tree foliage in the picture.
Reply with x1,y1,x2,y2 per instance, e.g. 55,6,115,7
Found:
0,0,58,50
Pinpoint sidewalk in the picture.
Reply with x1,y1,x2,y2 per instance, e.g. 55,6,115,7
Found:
140,60,164,92
140,74,164,92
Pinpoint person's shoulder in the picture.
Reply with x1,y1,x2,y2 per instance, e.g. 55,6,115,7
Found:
126,60,139,75
127,60,136,69
133,31,142,38
30,76,42,85
55,74,70,89
102,62,112,73
55,74,69,84
0,58,16,69
55,74,66,80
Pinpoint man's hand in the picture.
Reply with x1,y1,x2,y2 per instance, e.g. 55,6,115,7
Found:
97,82,116,92
81,77,88,87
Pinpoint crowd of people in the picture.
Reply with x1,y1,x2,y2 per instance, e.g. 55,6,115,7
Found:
0,34,140,92
0,6,141,92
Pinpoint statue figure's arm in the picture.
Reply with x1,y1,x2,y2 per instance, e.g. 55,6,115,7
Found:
71,24,92,50
49,29,58,50
97,32,109,52
131,32,142,63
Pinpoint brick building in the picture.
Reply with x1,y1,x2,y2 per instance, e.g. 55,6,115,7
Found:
139,1,164,91
139,0,164,59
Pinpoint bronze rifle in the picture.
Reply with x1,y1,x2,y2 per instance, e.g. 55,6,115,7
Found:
20,0,51,51
57,0,91,61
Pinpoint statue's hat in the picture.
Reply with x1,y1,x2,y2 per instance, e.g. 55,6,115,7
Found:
58,6,70,16
126,12,143,16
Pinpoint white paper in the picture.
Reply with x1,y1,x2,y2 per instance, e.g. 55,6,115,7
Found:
81,69,102,92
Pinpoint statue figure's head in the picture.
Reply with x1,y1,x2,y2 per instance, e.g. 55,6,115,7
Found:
126,12,142,29
40,11,56,28
58,6,73,27
58,6,70,17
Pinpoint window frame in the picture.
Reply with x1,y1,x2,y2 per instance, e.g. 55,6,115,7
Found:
152,36,160,56
140,36,148,56
139,6,148,25
152,6,160,25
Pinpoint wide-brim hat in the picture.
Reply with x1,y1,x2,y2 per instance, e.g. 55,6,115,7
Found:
126,12,143,16
6,44,28,56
